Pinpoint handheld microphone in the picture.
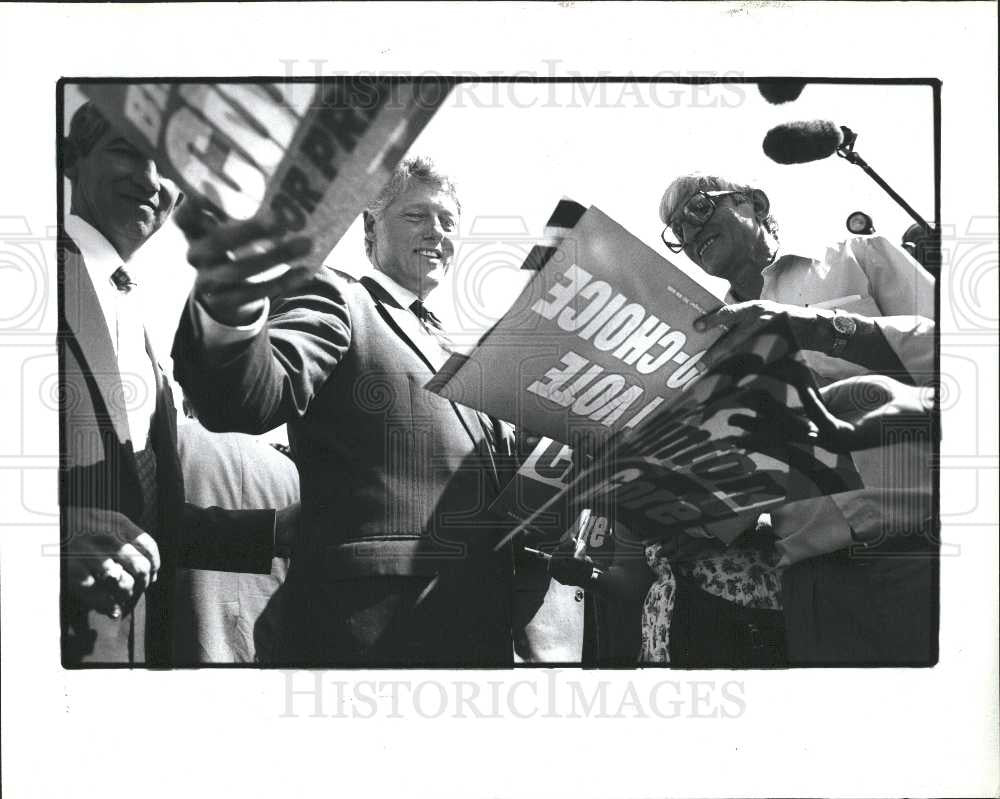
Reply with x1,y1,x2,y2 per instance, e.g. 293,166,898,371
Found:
757,79,807,105
762,120,851,164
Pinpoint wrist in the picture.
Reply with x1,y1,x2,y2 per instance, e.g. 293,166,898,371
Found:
199,293,265,327
827,310,858,357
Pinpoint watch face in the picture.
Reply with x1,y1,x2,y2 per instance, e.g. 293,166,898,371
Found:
833,314,857,336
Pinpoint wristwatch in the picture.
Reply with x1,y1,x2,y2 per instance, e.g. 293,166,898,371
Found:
829,310,857,357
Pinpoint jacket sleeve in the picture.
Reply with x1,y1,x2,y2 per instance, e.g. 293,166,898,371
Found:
172,272,352,435
177,503,277,574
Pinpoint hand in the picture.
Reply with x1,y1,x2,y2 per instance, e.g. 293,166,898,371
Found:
546,535,597,588
64,508,161,619
695,299,831,367
274,502,300,558
174,201,315,326
730,373,937,453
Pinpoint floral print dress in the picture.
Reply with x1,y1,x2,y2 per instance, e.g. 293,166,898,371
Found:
639,540,784,664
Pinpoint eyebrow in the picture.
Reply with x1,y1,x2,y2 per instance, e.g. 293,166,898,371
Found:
400,203,458,218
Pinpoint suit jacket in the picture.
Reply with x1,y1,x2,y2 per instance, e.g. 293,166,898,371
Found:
173,268,516,666
59,238,276,666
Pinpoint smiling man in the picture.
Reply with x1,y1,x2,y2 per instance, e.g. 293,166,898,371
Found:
60,102,293,665
173,156,518,666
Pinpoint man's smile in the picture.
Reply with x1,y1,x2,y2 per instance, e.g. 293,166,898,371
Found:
415,247,444,261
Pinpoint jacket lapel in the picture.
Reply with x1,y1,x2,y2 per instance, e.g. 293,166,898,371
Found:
61,244,133,449
358,276,503,494
358,276,449,371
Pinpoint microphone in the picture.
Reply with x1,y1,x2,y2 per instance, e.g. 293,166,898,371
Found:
762,120,852,164
757,79,807,105
762,121,937,257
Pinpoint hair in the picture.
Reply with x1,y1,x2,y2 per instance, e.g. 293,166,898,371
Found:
364,156,461,257
63,101,112,173
659,172,779,242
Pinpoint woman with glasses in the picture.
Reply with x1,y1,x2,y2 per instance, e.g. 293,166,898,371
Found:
650,173,936,666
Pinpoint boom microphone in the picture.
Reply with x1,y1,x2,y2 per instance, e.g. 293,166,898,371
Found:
757,79,807,105
762,120,846,164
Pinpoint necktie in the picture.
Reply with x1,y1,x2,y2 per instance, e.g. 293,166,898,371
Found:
409,299,457,363
410,300,502,457
111,266,136,293
409,299,444,332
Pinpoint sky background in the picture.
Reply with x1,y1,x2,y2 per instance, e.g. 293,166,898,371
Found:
64,79,936,391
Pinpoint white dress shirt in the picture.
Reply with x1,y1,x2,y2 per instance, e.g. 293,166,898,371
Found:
65,214,159,448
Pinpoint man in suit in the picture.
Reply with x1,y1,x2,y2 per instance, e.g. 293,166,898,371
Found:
173,157,518,666
60,101,293,665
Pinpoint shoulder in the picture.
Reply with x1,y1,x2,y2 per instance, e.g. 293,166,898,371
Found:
270,266,365,319
294,266,373,308
831,234,908,266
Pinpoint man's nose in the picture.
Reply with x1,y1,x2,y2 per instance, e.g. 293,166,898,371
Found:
133,158,161,195
423,214,446,239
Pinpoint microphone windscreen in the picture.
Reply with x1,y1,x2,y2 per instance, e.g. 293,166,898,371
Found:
757,79,807,104
763,120,844,164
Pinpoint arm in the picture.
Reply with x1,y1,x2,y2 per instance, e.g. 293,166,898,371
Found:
731,373,938,454
695,299,920,379
175,503,290,574
696,237,935,383
853,236,936,383
173,280,352,434
171,204,350,434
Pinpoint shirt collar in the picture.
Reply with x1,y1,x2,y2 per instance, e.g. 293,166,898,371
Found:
64,214,125,285
365,267,420,310
762,245,826,278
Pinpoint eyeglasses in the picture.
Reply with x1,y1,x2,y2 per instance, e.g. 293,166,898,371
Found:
660,190,745,254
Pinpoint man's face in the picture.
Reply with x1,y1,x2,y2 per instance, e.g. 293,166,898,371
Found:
69,130,181,259
668,190,764,285
368,182,459,298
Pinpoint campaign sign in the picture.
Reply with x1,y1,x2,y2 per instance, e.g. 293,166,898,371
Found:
426,202,726,446
77,79,453,266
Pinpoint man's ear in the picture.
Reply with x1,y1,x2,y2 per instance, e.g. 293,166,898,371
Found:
362,210,376,242
749,189,770,220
